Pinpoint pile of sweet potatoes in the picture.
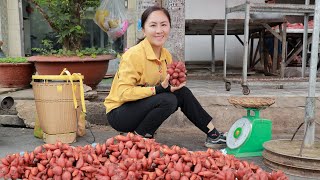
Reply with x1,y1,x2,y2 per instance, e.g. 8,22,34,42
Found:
0,133,288,180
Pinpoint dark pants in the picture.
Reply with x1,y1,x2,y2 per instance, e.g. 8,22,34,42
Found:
107,87,212,136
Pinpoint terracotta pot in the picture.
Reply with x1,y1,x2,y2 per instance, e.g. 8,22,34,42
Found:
0,63,35,88
28,55,115,89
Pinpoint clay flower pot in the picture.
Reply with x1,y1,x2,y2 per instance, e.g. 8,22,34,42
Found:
0,63,35,88
28,55,115,89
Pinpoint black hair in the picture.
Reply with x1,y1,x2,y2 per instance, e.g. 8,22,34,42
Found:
137,6,171,44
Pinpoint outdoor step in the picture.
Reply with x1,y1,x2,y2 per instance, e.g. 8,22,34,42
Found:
0,108,17,115
0,115,25,127
1,95,319,134
0,80,319,135
86,101,109,125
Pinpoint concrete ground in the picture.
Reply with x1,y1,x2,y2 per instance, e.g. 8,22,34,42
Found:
1,75,320,179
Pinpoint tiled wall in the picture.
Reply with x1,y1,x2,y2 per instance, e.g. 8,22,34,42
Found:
7,0,23,57
163,0,185,61
0,0,9,55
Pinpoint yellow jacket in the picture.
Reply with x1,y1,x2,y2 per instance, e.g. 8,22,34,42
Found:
104,38,173,113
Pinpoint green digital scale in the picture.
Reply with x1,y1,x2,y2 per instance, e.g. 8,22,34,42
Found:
226,106,273,158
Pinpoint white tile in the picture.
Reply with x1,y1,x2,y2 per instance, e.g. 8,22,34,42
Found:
8,30,22,56
7,9,19,18
6,0,19,10
7,10,20,26
8,30,21,40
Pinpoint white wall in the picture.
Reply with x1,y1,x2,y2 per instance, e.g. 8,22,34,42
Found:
185,0,263,67
185,35,245,66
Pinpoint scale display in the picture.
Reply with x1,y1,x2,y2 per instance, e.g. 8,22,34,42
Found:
227,117,252,149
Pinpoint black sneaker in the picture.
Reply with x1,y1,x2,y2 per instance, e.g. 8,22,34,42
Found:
134,131,154,139
143,133,154,139
219,131,227,140
204,133,227,149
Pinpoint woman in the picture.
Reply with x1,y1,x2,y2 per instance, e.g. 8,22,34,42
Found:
104,6,226,148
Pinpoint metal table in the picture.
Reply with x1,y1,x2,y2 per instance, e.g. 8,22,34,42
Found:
185,18,284,73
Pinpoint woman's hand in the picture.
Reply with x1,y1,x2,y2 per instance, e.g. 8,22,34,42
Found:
161,74,170,89
161,74,186,92
170,81,186,92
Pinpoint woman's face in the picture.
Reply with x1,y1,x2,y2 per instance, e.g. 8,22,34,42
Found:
142,10,171,50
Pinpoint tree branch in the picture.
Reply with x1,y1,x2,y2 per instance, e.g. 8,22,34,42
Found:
27,0,58,31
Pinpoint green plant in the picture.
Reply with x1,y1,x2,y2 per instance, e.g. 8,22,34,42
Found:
0,57,28,63
32,40,116,57
28,0,100,52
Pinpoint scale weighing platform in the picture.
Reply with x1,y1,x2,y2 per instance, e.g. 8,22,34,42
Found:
225,97,275,157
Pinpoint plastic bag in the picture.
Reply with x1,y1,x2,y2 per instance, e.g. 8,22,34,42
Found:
94,0,133,41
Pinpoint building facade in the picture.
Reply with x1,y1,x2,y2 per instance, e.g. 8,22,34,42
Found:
0,0,279,68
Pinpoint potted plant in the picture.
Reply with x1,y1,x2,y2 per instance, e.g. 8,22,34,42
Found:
0,57,35,88
27,0,115,89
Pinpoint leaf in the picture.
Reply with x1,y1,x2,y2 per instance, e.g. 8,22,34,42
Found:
0,57,28,63
75,25,81,30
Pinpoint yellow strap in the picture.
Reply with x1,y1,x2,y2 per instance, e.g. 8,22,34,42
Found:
32,75,84,81
59,68,68,76
60,68,78,109
73,73,86,113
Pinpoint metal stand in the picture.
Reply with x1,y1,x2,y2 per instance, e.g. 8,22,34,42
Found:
302,0,320,149
224,0,315,95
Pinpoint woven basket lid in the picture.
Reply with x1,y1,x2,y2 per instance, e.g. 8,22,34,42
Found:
228,97,275,109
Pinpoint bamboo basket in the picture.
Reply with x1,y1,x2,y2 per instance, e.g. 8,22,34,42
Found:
32,69,85,144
